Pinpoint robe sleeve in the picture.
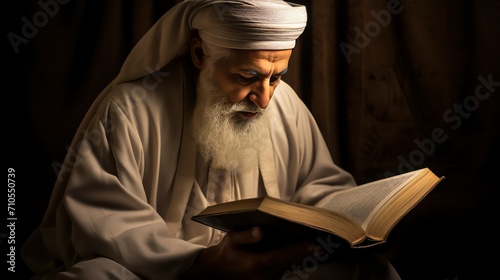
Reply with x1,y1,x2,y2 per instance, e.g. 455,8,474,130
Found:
62,96,203,280
270,81,357,206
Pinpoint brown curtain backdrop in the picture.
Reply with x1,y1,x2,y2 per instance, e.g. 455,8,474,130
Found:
6,0,498,278
290,1,499,278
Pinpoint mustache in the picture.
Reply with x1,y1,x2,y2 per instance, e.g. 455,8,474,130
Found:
229,99,265,114
204,84,265,114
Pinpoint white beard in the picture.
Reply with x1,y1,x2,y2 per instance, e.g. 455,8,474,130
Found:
192,67,270,171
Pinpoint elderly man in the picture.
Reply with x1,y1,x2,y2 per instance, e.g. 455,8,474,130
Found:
22,0,400,279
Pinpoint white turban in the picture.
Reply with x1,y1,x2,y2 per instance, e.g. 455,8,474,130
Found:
117,0,307,85
191,0,307,50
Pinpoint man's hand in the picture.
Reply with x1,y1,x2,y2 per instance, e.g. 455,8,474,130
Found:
180,226,318,280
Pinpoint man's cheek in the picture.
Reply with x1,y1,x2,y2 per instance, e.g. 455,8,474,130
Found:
225,88,250,104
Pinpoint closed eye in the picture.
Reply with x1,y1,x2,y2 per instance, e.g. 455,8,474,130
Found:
271,69,287,86
236,74,256,84
235,69,287,85
270,75,282,86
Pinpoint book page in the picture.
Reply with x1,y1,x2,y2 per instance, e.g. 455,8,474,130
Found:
321,172,416,228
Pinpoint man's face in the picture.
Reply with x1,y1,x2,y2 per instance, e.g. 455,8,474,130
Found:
212,49,292,112
192,49,292,170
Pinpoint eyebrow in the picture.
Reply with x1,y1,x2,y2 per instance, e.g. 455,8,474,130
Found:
240,68,288,77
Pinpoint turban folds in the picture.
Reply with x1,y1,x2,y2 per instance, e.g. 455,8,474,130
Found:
117,0,307,85
191,0,307,50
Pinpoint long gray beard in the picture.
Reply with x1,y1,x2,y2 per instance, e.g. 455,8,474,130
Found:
192,70,270,170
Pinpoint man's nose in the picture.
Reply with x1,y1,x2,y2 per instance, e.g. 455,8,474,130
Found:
249,80,272,109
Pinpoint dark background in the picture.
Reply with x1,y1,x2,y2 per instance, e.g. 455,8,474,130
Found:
4,0,499,279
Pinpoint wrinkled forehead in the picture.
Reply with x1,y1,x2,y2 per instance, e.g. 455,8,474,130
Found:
215,49,293,75
228,49,293,63
190,0,307,50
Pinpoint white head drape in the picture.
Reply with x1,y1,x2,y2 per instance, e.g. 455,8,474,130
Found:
117,0,307,85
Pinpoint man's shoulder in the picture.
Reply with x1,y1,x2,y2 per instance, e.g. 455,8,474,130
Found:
110,56,189,94
105,56,190,114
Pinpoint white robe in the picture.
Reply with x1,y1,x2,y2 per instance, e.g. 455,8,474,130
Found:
21,56,356,279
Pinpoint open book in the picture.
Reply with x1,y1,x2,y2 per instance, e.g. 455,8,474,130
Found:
192,167,444,248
